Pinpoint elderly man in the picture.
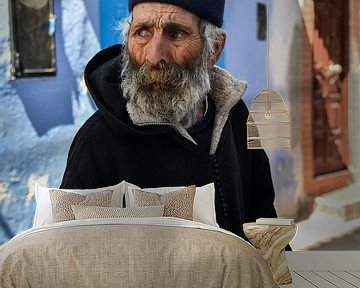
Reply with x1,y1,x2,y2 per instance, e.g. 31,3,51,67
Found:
60,0,278,239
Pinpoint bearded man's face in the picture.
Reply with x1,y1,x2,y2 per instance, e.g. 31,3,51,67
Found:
120,3,211,128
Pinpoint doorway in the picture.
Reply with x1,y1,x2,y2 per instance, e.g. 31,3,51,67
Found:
301,0,351,196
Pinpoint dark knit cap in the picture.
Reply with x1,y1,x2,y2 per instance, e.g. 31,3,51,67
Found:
128,0,225,27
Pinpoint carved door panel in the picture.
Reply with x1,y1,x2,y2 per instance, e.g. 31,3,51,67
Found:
312,0,349,176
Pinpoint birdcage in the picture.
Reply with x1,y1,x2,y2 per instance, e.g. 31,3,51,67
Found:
247,89,290,149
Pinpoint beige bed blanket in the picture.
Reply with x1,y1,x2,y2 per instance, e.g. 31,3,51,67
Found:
0,218,276,288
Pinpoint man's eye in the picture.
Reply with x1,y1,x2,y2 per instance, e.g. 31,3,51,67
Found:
137,29,151,37
169,31,185,40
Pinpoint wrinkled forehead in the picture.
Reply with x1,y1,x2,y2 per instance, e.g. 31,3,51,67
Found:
131,2,200,30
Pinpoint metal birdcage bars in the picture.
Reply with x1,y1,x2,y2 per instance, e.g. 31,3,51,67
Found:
247,89,290,149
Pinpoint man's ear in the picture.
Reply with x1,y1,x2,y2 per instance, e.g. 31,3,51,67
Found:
208,31,226,67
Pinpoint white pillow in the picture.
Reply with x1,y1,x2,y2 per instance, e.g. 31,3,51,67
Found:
124,182,218,227
33,180,127,227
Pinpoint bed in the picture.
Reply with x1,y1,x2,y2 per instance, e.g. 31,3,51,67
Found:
0,181,277,287
0,217,276,287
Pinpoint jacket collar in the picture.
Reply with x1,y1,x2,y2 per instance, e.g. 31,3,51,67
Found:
209,66,247,153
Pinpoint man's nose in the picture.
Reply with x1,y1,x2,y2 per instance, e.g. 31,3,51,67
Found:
145,34,171,66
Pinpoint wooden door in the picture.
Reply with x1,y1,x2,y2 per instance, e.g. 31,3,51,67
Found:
301,0,351,196
312,0,349,176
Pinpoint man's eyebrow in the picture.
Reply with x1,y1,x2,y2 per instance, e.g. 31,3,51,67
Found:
131,20,155,31
162,22,194,33
131,20,195,33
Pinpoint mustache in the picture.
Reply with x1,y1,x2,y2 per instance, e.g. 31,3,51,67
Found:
131,62,193,89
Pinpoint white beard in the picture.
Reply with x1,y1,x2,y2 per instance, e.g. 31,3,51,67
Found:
120,48,211,128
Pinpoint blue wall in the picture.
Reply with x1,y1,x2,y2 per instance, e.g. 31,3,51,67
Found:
0,0,99,243
99,0,128,48
12,1,75,136
224,0,270,106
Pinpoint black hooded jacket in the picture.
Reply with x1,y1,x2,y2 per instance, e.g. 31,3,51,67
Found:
60,44,278,239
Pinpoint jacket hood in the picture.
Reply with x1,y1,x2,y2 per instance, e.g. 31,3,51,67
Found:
84,44,247,143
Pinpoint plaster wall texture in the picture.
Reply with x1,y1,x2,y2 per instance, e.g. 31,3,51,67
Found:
224,0,269,107
264,0,303,218
0,0,99,243
224,0,303,218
